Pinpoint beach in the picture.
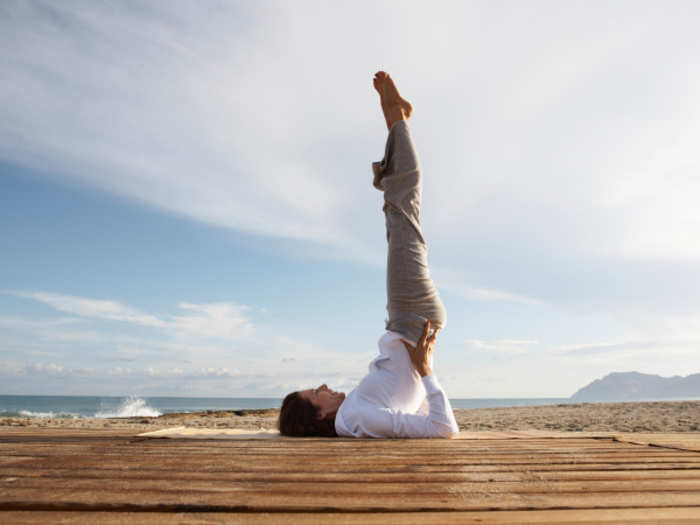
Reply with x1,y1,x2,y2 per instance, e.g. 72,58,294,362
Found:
2,400,698,433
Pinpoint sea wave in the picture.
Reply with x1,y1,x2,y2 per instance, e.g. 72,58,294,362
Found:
17,410,79,418
94,396,162,418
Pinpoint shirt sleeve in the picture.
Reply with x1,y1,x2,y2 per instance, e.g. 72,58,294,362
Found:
360,375,459,438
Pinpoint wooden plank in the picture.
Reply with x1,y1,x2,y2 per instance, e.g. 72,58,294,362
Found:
9,457,700,473
8,457,700,474
5,466,700,482
5,447,700,473
616,434,700,453
0,432,628,446
3,485,700,511
4,508,700,524
7,447,696,463
2,441,652,459
0,457,38,466
2,445,697,457
2,438,691,454
6,429,697,448
2,436,639,448
135,429,620,440
1,437,693,456
7,444,667,457
4,476,700,495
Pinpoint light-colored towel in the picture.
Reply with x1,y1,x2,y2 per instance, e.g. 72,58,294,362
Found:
138,427,616,440
139,427,282,439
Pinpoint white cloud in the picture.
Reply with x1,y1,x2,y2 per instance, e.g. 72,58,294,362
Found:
170,302,253,340
465,339,538,355
108,367,132,377
551,338,700,359
2,290,366,394
0,315,84,328
551,341,638,355
8,291,254,341
9,291,166,327
460,285,542,306
19,362,66,375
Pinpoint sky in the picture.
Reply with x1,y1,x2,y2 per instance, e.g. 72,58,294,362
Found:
1,0,699,398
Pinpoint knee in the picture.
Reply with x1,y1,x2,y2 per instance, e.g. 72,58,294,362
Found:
431,301,447,330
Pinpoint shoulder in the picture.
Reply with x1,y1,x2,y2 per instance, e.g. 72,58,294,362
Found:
334,392,395,438
334,390,354,436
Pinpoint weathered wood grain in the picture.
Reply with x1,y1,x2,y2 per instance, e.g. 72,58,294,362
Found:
616,434,700,453
1,430,699,523
3,508,700,525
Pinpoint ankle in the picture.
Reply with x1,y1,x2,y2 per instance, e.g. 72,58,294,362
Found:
384,105,407,130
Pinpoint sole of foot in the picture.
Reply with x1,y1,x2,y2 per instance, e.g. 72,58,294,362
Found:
373,71,413,119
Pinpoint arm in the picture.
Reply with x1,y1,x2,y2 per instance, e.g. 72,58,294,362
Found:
361,374,459,438
372,321,458,438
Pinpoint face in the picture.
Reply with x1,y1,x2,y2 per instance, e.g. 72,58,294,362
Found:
298,384,346,421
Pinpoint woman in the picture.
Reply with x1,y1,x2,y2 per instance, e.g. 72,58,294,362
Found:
278,71,459,438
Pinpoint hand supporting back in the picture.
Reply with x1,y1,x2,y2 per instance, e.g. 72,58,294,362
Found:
402,320,439,377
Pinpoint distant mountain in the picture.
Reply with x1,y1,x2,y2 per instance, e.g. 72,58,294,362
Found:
570,371,700,402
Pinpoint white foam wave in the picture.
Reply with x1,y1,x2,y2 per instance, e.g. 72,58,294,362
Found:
95,396,161,418
18,410,79,418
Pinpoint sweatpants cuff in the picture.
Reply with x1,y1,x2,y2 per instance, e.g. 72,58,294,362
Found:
372,120,410,191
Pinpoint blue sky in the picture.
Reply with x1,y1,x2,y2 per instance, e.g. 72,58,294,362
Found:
1,1,699,397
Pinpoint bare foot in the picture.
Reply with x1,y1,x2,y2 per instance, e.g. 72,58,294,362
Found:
373,71,413,130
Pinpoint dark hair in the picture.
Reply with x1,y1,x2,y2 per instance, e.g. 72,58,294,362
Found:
277,391,337,437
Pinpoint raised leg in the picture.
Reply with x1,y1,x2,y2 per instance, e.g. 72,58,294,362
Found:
372,72,446,345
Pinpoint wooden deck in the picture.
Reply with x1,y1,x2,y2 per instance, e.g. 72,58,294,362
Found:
2,428,700,524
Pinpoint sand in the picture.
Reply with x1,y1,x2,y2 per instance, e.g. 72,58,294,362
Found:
454,400,700,432
1,400,698,433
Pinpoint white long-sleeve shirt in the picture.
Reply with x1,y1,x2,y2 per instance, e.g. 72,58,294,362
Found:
334,331,459,438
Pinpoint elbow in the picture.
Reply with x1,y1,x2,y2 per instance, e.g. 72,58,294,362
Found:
444,418,460,438
432,422,459,439
444,424,460,439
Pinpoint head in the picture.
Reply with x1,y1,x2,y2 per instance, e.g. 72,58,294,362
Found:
277,384,346,437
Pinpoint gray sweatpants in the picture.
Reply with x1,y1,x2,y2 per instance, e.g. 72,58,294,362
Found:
372,120,447,345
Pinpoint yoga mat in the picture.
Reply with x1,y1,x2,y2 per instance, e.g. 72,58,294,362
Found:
138,427,617,440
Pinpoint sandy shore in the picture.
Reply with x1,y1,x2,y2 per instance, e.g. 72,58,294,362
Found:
1,400,698,433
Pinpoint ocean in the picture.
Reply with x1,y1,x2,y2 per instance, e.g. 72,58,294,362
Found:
0,395,571,419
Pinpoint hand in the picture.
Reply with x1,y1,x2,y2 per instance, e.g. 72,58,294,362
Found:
402,321,440,377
